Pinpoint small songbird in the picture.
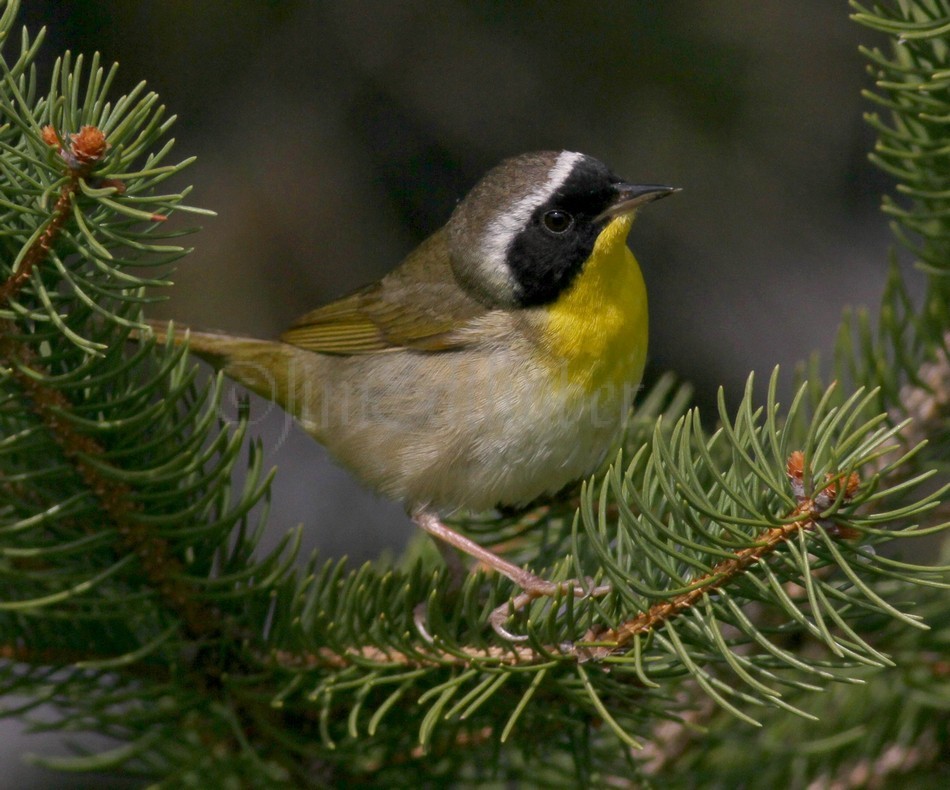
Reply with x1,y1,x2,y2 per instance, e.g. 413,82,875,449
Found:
152,151,677,638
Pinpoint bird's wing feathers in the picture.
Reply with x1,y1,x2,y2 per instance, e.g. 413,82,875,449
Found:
279,230,489,354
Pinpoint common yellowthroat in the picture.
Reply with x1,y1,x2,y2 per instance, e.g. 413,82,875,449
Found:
152,151,677,638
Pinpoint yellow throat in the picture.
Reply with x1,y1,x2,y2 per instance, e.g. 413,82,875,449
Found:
543,214,648,395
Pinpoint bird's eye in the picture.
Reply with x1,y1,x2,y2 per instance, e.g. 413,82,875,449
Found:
542,209,574,234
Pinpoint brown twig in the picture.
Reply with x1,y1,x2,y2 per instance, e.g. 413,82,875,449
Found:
601,505,819,648
271,644,547,671
265,453,860,671
1,125,216,640
1,333,220,640
593,453,858,652
0,184,75,304
0,125,114,306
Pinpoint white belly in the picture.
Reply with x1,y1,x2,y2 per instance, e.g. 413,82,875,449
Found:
294,344,636,512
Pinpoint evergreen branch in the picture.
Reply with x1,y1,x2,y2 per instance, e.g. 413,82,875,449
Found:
0,0,945,783
852,0,950,303
0,26,206,352
639,582,950,785
272,645,549,671
0,119,216,639
0,331,219,638
0,125,115,305
589,460,859,654
0,173,73,302
0,5,290,777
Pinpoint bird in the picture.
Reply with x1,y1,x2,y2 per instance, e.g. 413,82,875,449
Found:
150,150,678,639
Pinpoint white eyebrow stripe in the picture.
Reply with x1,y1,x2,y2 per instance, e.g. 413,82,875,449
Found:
477,151,584,297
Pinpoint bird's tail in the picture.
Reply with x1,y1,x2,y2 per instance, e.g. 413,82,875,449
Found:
144,319,302,407
145,318,262,364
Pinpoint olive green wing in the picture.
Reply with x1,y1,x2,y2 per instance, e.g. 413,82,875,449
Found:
279,283,471,353
279,230,487,355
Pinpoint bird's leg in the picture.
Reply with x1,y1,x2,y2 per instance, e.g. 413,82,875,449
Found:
414,509,559,593
411,508,610,641
430,534,468,590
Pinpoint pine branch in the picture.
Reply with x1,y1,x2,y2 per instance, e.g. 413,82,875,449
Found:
591,461,859,652
1,329,220,639
851,0,950,306
0,138,80,303
0,0,947,785
638,581,950,786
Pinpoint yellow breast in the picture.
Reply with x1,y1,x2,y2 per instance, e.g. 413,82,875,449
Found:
542,215,648,395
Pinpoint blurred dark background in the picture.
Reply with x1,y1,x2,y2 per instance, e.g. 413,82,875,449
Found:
7,1,915,785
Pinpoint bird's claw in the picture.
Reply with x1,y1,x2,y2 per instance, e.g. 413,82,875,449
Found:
413,601,436,644
489,578,611,641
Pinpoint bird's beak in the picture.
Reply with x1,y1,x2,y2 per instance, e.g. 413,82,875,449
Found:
596,183,680,223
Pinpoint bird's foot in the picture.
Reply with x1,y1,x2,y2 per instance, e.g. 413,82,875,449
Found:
488,576,610,642
411,508,610,642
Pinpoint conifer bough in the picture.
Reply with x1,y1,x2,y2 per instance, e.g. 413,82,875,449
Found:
0,0,948,785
